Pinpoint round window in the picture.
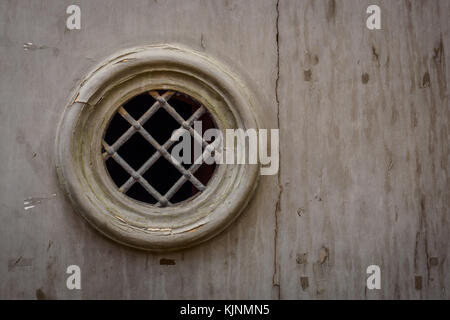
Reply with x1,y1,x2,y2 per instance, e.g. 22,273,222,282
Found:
56,45,261,251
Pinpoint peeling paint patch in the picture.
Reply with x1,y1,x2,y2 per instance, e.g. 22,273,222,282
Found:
313,246,331,293
297,207,306,217
319,247,329,264
304,69,312,81
24,194,56,211
35,288,46,300
415,276,422,290
23,42,53,51
300,277,309,290
422,72,430,88
296,253,308,265
362,73,370,84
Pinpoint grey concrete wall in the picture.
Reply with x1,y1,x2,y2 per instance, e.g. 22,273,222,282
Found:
0,0,448,299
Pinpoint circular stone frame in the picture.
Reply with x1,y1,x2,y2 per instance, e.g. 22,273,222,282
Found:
55,44,261,251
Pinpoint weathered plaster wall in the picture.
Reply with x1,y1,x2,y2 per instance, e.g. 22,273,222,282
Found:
277,0,449,299
0,0,448,299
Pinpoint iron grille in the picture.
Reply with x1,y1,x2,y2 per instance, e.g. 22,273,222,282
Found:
102,90,218,207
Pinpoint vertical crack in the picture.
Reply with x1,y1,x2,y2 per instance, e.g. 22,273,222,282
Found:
272,0,282,300
275,0,281,106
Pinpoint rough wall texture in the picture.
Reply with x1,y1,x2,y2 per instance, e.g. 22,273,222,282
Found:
277,0,449,300
0,0,448,299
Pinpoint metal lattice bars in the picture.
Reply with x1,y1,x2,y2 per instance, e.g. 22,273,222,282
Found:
164,138,221,200
118,105,206,194
102,140,170,207
102,90,217,207
149,91,209,150
102,91,174,160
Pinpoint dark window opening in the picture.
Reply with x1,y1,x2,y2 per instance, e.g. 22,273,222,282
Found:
103,90,217,206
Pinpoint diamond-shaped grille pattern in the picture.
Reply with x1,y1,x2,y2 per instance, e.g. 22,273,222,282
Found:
103,90,218,207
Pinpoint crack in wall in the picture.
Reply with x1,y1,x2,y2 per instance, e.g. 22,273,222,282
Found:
272,0,282,300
